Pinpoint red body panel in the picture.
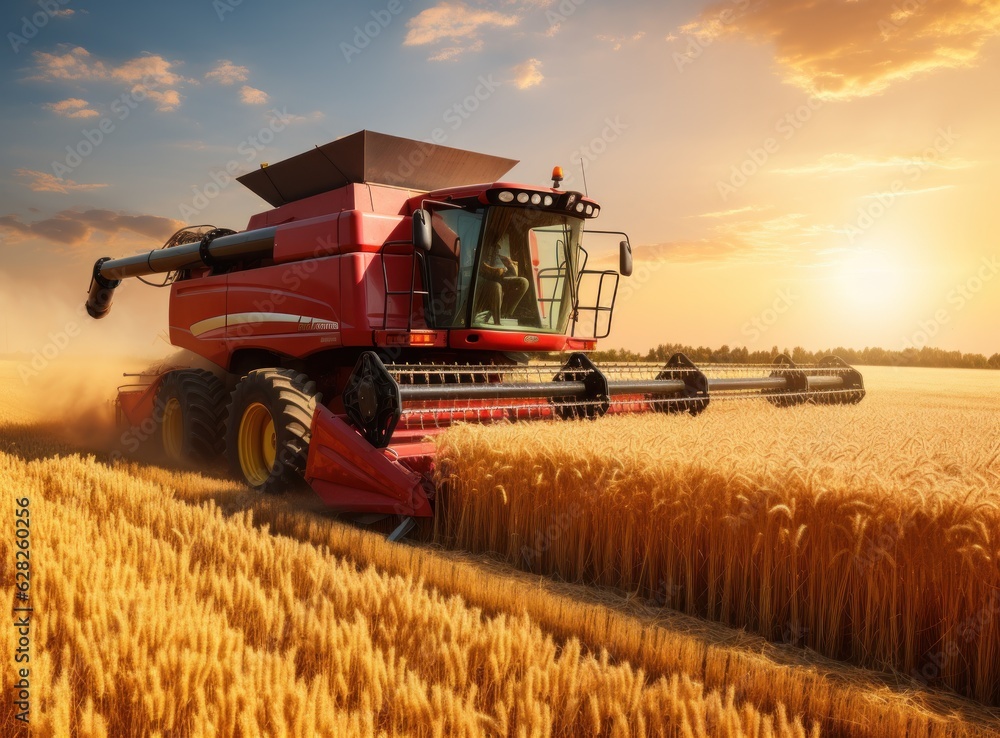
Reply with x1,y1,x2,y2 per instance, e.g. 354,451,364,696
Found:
169,277,229,366
116,377,165,428
305,406,434,516
449,329,569,352
245,183,418,230
225,258,345,355
271,212,344,263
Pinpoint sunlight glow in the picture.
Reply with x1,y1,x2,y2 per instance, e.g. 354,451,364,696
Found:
828,246,909,321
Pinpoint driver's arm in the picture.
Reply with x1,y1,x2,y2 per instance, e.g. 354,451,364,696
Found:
498,255,519,276
480,261,505,279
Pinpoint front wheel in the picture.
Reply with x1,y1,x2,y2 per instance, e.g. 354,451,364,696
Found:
225,369,319,493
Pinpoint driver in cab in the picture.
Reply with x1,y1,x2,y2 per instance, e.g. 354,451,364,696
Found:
476,234,529,325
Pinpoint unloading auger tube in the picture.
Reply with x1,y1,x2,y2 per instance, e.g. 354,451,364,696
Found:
85,225,278,318
342,351,865,448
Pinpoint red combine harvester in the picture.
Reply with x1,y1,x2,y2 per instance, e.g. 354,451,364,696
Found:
86,131,864,539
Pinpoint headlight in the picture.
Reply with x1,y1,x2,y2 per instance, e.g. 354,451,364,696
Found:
543,195,554,207
585,204,594,215
575,202,585,213
498,191,514,203
530,193,541,205
516,192,530,204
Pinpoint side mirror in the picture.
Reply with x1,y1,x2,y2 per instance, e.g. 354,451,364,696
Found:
412,209,432,252
619,240,633,277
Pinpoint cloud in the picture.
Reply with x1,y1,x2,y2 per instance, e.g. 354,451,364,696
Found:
30,45,189,112
511,58,544,89
280,110,326,124
682,0,1000,99
205,60,249,85
145,89,182,112
30,45,102,81
596,31,645,51
404,1,520,59
43,97,99,119
772,152,974,176
239,85,269,105
31,45,189,86
15,170,109,194
695,205,768,219
632,213,817,265
112,54,190,88
0,209,184,247
429,40,484,61
630,239,744,264
861,184,956,198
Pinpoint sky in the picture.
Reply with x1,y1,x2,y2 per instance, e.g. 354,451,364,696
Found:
1,0,999,360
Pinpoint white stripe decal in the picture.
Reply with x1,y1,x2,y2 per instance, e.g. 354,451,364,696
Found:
188,315,226,336
189,313,339,337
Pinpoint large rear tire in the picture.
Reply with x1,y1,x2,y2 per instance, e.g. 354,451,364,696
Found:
154,369,227,464
225,369,319,493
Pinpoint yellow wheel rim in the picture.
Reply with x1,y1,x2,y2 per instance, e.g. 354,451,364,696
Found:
238,402,277,487
162,397,184,462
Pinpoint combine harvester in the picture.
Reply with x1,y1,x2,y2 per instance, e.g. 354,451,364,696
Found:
85,131,864,538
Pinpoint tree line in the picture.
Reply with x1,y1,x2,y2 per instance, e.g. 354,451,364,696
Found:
585,344,1000,370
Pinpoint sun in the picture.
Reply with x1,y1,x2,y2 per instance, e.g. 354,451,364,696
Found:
829,246,908,316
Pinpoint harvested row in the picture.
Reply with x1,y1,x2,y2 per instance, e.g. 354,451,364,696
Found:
0,450,813,738
432,369,1000,705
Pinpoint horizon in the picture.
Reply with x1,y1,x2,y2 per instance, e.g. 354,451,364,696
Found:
1,0,998,359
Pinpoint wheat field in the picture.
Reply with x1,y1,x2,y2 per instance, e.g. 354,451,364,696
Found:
1,360,999,736
434,367,1000,704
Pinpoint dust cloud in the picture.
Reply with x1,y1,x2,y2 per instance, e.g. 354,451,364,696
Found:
0,269,225,456
7,349,223,457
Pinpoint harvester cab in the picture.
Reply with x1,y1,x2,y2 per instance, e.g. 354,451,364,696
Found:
84,130,864,536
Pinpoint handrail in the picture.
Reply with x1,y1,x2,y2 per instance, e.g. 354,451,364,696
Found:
572,269,619,339
380,240,432,331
